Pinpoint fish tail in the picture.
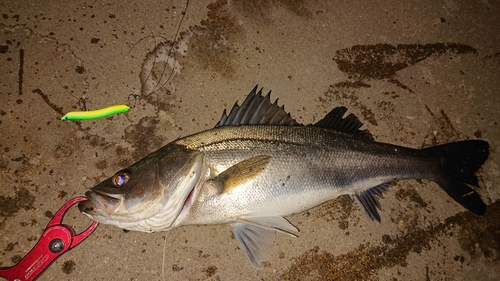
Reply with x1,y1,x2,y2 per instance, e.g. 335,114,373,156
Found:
424,140,489,215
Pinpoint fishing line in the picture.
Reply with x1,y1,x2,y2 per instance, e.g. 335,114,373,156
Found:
54,69,90,111
126,15,164,98
162,234,168,281
123,0,189,118
56,63,132,120
147,0,190,98
57,72,131,121
127,1,189,99
55,1,190,121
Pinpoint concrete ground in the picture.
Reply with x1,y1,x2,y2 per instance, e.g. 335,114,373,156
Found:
1,0,499,280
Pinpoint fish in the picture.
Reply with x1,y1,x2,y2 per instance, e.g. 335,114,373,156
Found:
78,85,489,269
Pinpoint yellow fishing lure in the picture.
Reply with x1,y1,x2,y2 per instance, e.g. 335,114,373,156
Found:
61,105,130,121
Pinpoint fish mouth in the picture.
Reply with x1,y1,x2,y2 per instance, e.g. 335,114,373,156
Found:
78,190,122,215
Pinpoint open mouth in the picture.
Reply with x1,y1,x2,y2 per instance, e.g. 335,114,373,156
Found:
77,197,94,214
78,190,121,215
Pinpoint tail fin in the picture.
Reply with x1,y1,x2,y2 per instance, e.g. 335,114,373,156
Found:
424,140,489,215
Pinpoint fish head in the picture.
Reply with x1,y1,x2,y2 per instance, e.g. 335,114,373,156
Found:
78,144,204,232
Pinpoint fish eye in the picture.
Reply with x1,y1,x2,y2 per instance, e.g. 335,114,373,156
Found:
112,171,130,187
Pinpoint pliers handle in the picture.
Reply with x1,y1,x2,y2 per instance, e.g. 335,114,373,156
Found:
0,197,98,281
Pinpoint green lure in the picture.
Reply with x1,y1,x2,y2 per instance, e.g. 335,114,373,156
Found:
61,105,130,121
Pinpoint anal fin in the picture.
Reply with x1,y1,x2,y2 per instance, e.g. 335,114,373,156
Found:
351,182,392,222
231,216,298,269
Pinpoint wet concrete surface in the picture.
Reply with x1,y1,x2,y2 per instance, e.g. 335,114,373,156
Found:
1,0,499,280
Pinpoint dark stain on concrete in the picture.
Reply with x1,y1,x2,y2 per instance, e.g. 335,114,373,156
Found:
0,187,36,222
3,242,18,252
233,0,311,18
115,146,133,168
203,265,218,277
333,43,477,93
333,81,371,89
95,159,108,169
57,190,68,199
61,260,76,274
483,51,500,60
281,200,500,281
320,85,378,126
10,254,22,265
75,65,85,74
333,43,477,80
18,49,24,95
124,116,163,159
423,105,467,146
53,144,73,159
86,134,109,148
44,210,54,218
316,195,358,231
0,44,8,53
32,88,64,116
453,202,500,262
395,186,428,209
187,0,242,77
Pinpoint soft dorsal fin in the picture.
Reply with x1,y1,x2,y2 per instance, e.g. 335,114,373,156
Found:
314,106,374,140
215,85,299,127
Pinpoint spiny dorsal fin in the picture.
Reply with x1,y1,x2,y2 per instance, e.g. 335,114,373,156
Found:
215,85,299,127
208,155,272,194
216,86,373,140
314,106,374,140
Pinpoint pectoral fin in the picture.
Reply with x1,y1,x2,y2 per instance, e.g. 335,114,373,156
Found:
209,155,271,194
230,216,298,269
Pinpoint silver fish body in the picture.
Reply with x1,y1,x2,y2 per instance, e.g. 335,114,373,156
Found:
79,86,489,268
175,125,439,226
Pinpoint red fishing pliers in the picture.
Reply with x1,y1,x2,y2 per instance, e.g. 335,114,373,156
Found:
0,197,98,281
